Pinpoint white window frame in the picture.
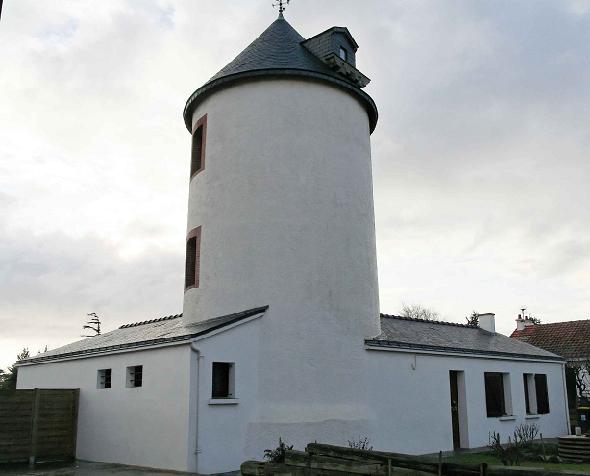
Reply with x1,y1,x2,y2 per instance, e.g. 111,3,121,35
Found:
524,373,538,415
209,362,237,405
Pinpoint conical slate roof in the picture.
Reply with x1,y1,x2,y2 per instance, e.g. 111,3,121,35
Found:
183,15,378,133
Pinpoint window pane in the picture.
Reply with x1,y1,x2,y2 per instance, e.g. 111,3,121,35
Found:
339,47,347,61
212,362,230,398
523,374,530,414
134,366,143,388
485,373,505,417
535,374,549,414
185,237,197,288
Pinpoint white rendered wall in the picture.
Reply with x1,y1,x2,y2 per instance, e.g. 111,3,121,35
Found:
184,79,381,457
188,316,261,474
367,350,569,454
17,346,193,472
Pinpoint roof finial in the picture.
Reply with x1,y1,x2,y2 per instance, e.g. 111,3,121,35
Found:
272,0,290,18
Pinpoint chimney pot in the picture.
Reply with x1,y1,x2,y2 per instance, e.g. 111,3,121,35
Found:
516,315,525,331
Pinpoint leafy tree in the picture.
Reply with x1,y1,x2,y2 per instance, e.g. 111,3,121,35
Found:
527,315,542,325
0,348,30,390
401,303,439,321
465,311,479,327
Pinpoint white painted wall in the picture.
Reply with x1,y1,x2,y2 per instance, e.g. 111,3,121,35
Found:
188,315,262,474
17,345,193,472
16,326,571,474
366,349,569,454
183,78,381,459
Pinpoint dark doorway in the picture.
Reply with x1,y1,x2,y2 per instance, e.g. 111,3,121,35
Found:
449,370,461,449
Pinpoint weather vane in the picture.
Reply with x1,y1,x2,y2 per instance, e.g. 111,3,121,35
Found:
272,0,290,15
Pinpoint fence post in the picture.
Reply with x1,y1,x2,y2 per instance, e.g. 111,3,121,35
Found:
388,458,392,476
479,462,487,476
438,451,443,476
71,389,80,460
28,388,41,466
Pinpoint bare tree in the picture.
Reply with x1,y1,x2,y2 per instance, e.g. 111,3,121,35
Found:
82,312,102,337
570,361,590,401
401,303,439,321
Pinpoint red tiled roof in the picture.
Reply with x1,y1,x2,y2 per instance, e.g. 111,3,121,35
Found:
510,320,590,360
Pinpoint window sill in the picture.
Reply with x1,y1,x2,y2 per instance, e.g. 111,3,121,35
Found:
498,415,517,421
525,414,541,419
209,398,238,405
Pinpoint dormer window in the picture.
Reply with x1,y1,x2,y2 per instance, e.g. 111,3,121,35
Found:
339,46,348,62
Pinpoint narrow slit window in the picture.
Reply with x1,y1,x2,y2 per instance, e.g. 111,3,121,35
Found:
191,126,203,176
212,362,235,399
190,114,207,178
535,374,550,414
185,227,201,289
485,372,507,417
126,365,143,388
97,369,111,389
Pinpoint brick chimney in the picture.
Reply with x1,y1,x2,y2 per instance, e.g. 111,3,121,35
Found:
477,313,496,333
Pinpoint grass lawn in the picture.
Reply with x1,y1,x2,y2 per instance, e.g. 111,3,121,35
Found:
443,450,590,473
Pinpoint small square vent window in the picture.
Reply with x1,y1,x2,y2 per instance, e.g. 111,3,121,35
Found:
212,362,235,399
339,46,348,61
126,365,143,388
97,369,111,389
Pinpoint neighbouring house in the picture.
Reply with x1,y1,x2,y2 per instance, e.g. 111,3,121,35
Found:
511,316,590,429
15,11,571,475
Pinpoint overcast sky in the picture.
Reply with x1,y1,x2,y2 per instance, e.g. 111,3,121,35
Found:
1,0,589,369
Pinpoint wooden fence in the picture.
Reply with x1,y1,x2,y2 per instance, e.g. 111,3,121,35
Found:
242,443,590,476
0,389,79,464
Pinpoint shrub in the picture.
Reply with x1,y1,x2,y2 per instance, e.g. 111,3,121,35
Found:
513,423,539,447
489,432,521,466
264,437,294,463
488,424,540,466
348,436,373,451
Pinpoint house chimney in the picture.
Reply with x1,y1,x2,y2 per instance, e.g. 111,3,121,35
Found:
524,317,535,327
478,313,496,333
516,314,526,331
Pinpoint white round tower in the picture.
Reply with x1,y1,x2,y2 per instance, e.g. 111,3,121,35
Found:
182,13,380,451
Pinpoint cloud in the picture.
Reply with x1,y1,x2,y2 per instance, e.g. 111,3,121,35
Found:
1,0,589,366
0,226,183,367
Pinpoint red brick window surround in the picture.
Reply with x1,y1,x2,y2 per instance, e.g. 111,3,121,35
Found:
190,114,207,179
185,226,201,290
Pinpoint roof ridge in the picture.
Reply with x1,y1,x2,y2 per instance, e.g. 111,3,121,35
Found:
119,313,182,329
519,319,590,327
380,313,475,328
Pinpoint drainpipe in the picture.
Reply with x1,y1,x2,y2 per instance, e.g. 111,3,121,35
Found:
561,363,571,435
190,342,201,470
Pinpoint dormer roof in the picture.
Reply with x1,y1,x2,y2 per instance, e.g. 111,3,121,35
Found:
183,16,377,133
303,26,359,51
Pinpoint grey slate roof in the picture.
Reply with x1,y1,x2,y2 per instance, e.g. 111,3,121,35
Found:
367,314,564,361
19,306,268,365
183,15,378,133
